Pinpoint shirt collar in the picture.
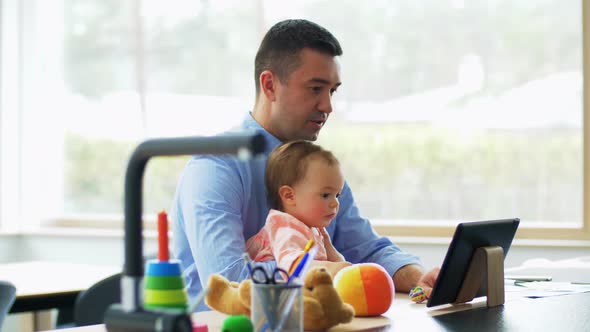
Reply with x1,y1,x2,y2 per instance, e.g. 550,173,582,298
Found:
241,112,282,154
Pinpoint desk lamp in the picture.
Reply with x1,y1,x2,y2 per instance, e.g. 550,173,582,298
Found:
104,132,265,332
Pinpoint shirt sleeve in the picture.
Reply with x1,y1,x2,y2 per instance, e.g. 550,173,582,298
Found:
173,156,276,287
331,183,423,277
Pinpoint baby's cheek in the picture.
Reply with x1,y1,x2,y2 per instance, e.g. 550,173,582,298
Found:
314,205,328,216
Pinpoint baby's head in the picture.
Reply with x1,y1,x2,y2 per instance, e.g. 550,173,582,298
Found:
266,140,344,228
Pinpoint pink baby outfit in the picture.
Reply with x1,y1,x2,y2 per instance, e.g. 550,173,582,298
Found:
246,209,328,272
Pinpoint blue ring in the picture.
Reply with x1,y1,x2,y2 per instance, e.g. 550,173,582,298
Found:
145,260,182,276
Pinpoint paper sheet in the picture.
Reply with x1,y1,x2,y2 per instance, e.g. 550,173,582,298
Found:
505,280,590,298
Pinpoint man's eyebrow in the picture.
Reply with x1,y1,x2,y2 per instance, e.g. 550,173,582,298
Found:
309,77,342,88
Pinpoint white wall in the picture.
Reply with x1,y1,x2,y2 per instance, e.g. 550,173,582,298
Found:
0,235,23,262
1,234,158,265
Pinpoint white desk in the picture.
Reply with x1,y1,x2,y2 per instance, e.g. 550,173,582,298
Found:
0,261,120,331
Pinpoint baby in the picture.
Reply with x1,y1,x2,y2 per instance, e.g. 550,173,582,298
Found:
246,140,346,273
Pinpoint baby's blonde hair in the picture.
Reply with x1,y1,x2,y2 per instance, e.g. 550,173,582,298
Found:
265,140,339,211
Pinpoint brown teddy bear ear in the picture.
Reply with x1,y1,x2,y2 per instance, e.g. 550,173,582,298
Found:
305,267,333,286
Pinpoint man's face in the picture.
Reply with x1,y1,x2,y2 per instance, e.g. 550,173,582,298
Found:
270,48,341,141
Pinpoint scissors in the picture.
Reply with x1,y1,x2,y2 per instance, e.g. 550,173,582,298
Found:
251,266,289,284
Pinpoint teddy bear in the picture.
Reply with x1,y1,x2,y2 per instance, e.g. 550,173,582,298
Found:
301,267,355,330
204,267,354,331
204,273,252,316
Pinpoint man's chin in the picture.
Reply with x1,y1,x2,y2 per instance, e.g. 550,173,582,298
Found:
288,128,321,142
302,131,320,141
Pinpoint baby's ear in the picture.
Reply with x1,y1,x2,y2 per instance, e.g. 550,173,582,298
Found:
278,185,295,206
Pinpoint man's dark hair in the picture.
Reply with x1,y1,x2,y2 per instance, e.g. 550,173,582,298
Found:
254,19,343,98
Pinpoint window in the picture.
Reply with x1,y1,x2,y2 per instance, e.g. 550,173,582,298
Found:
2,0,588,241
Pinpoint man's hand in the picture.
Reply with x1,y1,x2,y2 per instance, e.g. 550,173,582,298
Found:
318,227,346,262
416,267,440,298
393,264,440,297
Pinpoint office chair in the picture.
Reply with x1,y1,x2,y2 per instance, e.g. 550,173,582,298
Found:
66,253,158,327
0,281,16,331
73,273,122,326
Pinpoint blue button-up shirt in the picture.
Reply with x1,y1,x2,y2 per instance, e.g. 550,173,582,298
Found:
171,113,422,311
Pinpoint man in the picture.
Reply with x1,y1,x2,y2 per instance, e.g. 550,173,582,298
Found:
171,19,439,311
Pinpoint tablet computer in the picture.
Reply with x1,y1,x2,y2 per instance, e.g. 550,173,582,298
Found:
426,218,520,307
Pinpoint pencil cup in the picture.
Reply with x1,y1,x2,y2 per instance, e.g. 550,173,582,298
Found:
251,283,302,332
143,259,188,311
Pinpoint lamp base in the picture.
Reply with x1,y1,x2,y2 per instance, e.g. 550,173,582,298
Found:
104,304,192,332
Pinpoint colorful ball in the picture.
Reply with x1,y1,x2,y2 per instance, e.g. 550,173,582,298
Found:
409,286,427,304
333,263,395,316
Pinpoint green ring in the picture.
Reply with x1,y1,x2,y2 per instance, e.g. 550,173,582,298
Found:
144,303,188,310
145,276,185,290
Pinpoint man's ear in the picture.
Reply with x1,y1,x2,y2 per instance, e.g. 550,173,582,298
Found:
259,70,277,101
278,185,295,206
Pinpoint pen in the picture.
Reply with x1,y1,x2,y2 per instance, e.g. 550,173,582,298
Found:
274,285,301,331
188,287,209,313
286,255,309,285
505,275,553,282
287,243,317,285
245,253,275,331
242,253,254,276
260,241,316,331
275,246,317,331
288,239,315,276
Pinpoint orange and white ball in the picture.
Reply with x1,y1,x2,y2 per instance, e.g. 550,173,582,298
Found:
333,263,395,316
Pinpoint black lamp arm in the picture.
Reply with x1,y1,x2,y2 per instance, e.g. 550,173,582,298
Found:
121,131,265,312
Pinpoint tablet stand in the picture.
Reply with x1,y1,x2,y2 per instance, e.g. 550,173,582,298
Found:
454,246,505,308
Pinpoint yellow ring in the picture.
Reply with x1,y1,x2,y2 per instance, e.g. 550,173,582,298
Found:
144,289,188,305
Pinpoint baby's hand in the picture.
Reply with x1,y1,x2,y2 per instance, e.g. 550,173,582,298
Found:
311,260,351,277
318,227,345,262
